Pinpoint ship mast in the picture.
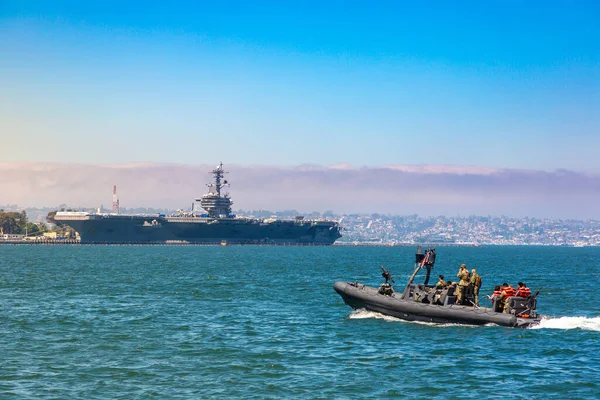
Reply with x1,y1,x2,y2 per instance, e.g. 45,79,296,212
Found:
196,162,233,218
208,162,229,197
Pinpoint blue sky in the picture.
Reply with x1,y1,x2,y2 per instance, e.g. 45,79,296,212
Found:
1,1,598,171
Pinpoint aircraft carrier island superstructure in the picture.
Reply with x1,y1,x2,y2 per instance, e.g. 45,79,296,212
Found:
54,163,343,245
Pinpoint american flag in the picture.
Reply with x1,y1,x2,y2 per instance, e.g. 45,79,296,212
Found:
420,252,429,267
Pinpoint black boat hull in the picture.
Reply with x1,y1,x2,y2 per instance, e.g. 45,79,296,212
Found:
334,281,540,328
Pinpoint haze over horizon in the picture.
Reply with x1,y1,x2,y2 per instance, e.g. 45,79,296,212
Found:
1,2,598,218
1,161,599,220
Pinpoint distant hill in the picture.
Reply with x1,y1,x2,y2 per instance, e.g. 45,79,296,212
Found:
1,162,599,219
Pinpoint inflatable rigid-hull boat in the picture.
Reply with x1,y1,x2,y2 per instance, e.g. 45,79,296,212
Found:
334,281,540,328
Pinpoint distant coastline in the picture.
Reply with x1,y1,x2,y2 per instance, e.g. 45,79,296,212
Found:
2,205,598,247
0,240,595,247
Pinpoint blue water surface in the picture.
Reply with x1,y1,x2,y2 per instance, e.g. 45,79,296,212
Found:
1,245,599,399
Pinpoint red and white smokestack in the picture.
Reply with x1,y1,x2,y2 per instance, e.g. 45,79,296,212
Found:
112,185,120,214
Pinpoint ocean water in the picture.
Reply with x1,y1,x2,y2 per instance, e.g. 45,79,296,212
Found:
1,245,599,399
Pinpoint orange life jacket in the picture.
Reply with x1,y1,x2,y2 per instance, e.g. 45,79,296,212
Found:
502,286,516,297
491,290,502,303
517,287,531,297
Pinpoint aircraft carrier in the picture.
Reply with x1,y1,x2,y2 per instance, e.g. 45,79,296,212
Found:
54,163,343,245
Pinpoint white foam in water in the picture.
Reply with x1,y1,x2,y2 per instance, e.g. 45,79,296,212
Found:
348,309,475,328
532,316,600,331
349,310,600,331
349,309,400,322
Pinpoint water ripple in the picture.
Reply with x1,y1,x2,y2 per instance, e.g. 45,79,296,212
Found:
1,245,599,399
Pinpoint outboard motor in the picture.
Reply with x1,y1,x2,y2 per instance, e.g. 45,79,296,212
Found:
506,296,538,319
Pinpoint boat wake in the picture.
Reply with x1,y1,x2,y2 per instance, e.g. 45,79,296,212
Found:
348,309,476,328
348,309,400,322
531,316,600,331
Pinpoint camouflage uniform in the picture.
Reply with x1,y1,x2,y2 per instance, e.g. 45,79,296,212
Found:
456,264,470,304
435,277,447,288
470,269,481,305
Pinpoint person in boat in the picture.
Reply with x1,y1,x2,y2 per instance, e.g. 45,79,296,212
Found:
470,269,482,305
456,264,470,305
435,274,447,288
432,276,446,304
488,285,504,311
490,285,502,303
516,282,531,297
501,283,517,313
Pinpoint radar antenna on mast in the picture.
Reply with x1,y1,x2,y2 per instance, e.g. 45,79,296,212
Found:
207,161,230,197
195,162,234,218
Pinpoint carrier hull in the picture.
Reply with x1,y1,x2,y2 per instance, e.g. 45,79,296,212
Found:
57,214,341,245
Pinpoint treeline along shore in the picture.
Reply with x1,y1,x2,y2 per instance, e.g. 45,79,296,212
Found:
0,209,76,242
